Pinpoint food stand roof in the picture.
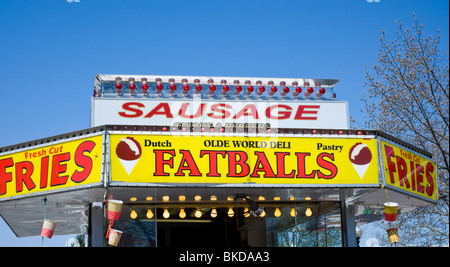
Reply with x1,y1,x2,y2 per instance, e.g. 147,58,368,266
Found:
0,125,437,237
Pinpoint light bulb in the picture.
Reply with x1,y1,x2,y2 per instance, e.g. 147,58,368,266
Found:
227,207,234,217
290,207,297,217
260,208,266,217
274,207,281,217
163,208,170,219
305,207,312,217
179,208,186,219
195,209,202,218
244,208,250,217
211,208,218,218
130,209,137,219
146,209,153,219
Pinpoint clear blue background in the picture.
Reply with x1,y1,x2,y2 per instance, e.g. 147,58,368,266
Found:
0,0,448,247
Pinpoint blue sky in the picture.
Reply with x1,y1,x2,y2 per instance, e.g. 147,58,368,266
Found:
0,0,448,247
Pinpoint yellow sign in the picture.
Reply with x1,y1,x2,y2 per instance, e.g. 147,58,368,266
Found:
111,134,379,186
381,140,437,202
0,135,103,200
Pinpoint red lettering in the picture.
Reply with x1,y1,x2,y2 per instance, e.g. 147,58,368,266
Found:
250,152,275,178
153,150,175,176
274,152,295,178
207,103,232,119
317,153,338,179
175,150,202,176
118,102,144,118
200,150,226,177
71,141,96,183
144,103,173,118
40,156,49,189
15,161,35,193
50,153,70,186
410,161,416,190
227,151,250,177
0,158,13,195
232,104,259,119
416,164,425,193
384,145,396,183
294,105,320,120
295,152,316,178
178,103,207,119
425,162,435,196
396,156,410,188
265,105,292,120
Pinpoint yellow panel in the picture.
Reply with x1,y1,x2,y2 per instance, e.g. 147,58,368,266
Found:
380,140,437,202
110,134,379,186
0,135,103,199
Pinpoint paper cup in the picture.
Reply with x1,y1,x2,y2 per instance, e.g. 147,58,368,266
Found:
108,199,123,220
387,228,399,244
384,202,398,221
41,219,57,238
108,229,123,246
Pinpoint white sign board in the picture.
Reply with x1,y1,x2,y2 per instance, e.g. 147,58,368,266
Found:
91,98,349,129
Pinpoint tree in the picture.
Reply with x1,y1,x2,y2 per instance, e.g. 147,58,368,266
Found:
363,14,449,246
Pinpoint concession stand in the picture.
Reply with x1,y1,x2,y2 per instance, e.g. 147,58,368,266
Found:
0,74,438,247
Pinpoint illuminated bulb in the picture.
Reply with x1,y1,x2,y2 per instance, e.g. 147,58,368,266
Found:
260,209,266,217
179,195,186,201
227,207,234,217
130,209,137,219
210,195,217,201
162,196,169,202
305,207,312,217
130,197,137,201
290,207,297,217
195,209,202,218
163,209,170,219
146,209,153,219
274,208,281,217
244,208,250,217
179,208,186,219
146,196,153,201
258,196,265,201
211,208,218,218
195,195,202,201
